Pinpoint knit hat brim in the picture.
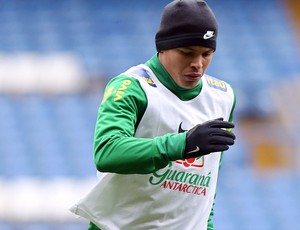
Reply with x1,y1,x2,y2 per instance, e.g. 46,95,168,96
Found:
156,33,216,51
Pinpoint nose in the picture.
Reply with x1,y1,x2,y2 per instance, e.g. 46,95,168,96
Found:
190,55,204,70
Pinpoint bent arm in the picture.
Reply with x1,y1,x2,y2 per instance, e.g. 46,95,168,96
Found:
93,75,185,174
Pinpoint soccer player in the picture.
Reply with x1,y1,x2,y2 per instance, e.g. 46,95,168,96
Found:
70,0,236,229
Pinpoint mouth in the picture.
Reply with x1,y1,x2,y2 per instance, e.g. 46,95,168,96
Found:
184,73,202,81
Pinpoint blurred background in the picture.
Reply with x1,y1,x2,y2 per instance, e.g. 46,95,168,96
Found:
0,0,299,229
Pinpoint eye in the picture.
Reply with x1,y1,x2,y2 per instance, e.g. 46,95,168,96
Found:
202,51,213,58
178,48,194,56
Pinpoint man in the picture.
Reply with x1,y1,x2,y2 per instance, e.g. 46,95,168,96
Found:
70,0,236,229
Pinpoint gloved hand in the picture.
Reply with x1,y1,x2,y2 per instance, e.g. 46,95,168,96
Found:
183,117,235,159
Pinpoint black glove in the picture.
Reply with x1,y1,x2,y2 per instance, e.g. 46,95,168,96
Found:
183,117,235,159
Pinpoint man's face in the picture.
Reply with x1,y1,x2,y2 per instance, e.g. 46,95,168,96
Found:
159,46,214,89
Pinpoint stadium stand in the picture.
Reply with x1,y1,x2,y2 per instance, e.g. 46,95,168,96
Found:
0,0,300,229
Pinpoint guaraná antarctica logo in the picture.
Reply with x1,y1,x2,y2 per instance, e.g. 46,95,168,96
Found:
149,162,211,196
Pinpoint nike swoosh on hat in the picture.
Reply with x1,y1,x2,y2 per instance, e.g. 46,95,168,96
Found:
203,30,214,40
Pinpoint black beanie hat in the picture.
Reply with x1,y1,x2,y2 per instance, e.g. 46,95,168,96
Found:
155,0,218,52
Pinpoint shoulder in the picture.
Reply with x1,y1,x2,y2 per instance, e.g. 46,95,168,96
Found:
203,74,235,99
106,74,140,91
100,74,148,110
203,74,233,93
202,74,236,111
